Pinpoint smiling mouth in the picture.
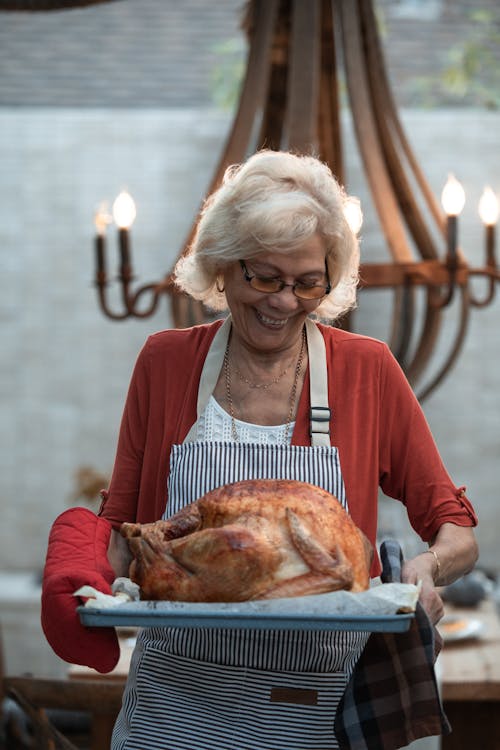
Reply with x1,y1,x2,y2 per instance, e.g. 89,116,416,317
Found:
256,311,289,329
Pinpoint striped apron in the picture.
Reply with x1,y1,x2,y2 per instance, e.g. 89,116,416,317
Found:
112,318,369,750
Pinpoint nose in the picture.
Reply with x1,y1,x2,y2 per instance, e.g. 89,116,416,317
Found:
267,284,300,311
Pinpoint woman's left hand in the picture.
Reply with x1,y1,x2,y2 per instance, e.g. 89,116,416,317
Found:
401,523,479,625
402,555,444,625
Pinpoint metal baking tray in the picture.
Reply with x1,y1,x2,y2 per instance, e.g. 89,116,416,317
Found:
78,600,414,632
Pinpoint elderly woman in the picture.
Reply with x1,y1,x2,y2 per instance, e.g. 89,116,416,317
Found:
42,150,478,750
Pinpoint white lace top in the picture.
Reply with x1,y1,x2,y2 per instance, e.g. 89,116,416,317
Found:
195,395,294,445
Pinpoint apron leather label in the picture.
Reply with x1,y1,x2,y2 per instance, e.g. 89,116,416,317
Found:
270,686,319,705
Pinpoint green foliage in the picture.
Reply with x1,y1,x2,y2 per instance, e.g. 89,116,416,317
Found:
208,7,500,112
411,8,500,109
210,37,247,110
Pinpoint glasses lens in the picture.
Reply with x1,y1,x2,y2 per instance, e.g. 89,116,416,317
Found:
294,284,328,300
249,277,282,293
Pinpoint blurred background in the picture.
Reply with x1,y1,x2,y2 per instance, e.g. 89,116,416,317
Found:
0,0,499,693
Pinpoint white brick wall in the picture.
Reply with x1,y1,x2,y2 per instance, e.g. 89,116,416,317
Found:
1,106,499,572
0,107,499,677
0,107,232,570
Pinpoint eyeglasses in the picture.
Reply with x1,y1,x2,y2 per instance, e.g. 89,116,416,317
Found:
239,260,331,300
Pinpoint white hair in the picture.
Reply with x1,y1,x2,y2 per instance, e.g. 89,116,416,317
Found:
174,150,360,321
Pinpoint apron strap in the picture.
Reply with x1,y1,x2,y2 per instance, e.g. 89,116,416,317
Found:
305,318,331,447
196,316,232,417
183,317,232,443
184,316,331,446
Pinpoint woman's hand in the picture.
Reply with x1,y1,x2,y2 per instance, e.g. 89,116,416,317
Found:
402,523,479,625
402,555,444,624
107,527,133,578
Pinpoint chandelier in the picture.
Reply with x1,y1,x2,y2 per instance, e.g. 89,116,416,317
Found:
90,0,499,401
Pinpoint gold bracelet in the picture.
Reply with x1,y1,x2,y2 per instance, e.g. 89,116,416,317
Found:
425,548,441,582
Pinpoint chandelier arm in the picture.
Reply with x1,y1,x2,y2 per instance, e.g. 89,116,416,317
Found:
337,0,412,263
467,224,498,307
316,0,343,180
87,0,489,406
352,0,451,384
415,286,471,402
119,271,134,314
211,0,278,166
358,0,445,235
468,267,499,308
166,0,279,293
429,263,459,309
358,0,442,261
125,280,173,319
95,279,132,321
387,285,416,365
256,6,289,151
170,293,210,330
285,0,321,151
403,289,444,387
171,294,190,330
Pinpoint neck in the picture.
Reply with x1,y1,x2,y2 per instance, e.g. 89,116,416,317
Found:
223,326,307,441
229,328,306,374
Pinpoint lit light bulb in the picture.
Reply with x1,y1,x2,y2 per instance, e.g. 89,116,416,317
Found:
478,186,499,226
441,174,465,216
343,196,363,234
94,201,112,236
112,190,137,229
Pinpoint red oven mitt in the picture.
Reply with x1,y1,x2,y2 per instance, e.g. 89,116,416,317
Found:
41,507,120,673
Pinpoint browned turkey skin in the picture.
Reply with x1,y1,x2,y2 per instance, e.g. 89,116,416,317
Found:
120,479,373,602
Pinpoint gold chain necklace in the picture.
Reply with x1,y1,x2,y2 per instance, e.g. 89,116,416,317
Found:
232,361,290,390
223,328,306,443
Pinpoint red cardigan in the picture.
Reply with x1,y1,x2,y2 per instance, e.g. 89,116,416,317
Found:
100,320,477,574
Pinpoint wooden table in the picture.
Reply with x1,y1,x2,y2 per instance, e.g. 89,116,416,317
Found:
439,598,500,750
65,632,134,749
68,631,135,684
65,603,500,750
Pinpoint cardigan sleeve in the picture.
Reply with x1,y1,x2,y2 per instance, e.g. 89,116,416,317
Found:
377,345,477,541
98,322,222,528
99,337,153,529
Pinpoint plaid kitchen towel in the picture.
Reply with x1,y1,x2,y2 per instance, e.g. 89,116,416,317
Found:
334,540,451,750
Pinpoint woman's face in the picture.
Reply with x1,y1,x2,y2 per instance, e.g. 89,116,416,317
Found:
223,233,328,355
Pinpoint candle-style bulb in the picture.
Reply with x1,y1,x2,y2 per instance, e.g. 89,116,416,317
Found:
343,196,363,235
94,201,112,236
441,174,466,216
478,186,499,226
112,190,137,229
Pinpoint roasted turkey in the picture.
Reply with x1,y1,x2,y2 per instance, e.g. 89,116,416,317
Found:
120,479,373,602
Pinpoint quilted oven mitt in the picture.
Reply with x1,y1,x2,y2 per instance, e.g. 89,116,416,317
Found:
41,507,120,673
